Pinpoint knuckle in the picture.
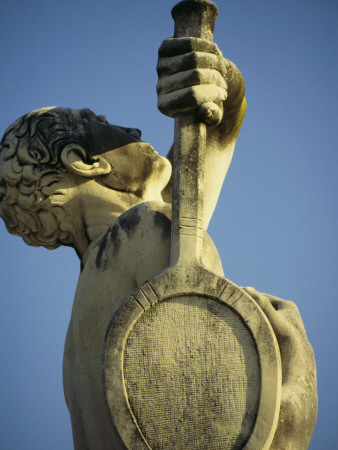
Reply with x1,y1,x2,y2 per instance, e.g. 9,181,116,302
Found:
190,69,203,84
186,86,199,104
156,81,163,96
158,38,175,57
156,61,165,75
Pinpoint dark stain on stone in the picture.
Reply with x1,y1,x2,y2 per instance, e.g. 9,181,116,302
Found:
154,211,171,241
95,230,109,269
109,223,121,256
95,223,121,268
118,208,141,237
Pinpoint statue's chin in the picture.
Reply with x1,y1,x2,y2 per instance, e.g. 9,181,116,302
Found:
156,156,172,189
143,157,172,201
104,155,172,200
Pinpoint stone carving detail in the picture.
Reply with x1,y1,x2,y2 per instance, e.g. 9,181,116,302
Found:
0,0,317,449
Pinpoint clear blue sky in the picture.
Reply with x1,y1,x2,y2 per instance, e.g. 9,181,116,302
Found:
1,0,337,448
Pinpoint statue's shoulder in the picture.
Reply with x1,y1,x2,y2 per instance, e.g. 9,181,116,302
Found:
69,201,172,335
81,201,172,282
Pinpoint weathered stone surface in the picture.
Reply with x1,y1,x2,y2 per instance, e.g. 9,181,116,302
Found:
105,265,282,449
123,297,260,448
0,0,317,449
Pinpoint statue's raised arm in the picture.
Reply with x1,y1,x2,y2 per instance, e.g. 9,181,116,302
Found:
158,33,246,227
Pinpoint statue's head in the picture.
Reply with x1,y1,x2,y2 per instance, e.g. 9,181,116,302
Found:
0,107,171,250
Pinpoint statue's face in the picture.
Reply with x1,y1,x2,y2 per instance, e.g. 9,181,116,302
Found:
73,108,172,198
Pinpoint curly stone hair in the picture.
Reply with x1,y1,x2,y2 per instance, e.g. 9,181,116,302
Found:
0,107,93,248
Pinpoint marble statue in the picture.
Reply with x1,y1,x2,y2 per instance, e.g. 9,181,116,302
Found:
0,0,317,448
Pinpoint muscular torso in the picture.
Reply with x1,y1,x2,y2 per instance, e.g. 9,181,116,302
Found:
63,202,317,450
63,201,223,449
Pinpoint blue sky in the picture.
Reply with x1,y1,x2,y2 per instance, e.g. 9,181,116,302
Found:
0,0,337,448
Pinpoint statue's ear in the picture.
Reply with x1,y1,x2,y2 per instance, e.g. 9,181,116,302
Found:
61,144,111,177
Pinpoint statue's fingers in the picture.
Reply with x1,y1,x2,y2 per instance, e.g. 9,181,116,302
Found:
243,287,290,338
262,295,308,336
244,287,314,374
158,37,219,58
157,52,222,77
157,85,226,117
157,68,227,96
243,288,304,382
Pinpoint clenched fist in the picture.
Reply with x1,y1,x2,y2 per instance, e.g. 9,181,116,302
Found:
157,37,245,126
243,287,318,449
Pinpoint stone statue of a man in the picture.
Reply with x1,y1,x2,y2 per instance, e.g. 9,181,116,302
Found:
0,36,316,449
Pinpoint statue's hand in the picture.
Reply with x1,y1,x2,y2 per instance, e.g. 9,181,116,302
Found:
157,37,244,125
243,287,318,450
159,38,247,224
